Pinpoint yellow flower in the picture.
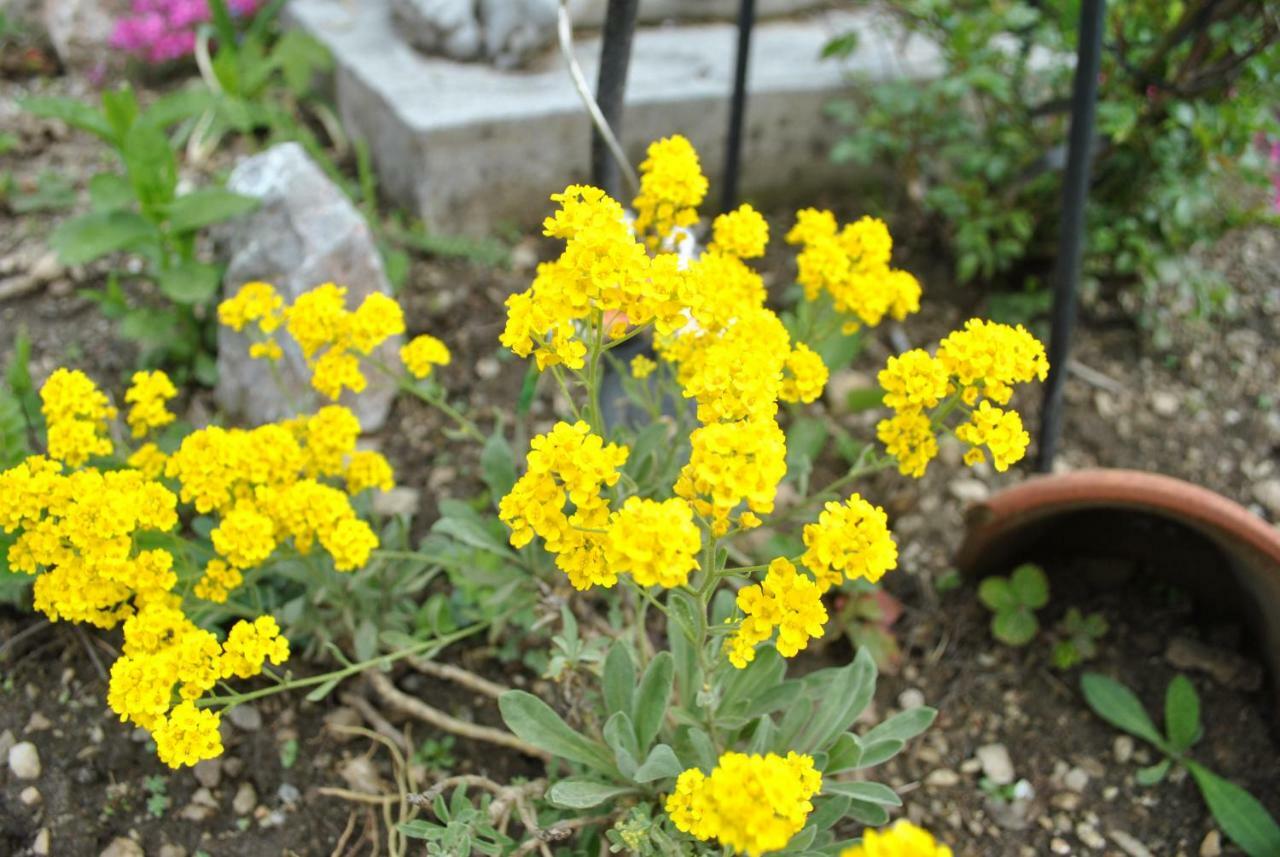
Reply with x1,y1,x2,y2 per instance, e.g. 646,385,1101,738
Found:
124,370,178,438
955,400,1030,472
193,559,243,603
780,343,829,405
710,204,769,259
152,701,224,769
841,821,953,857
249,340,283,361
878,350,949,414
666,751,822,855
286,282,350,359
127,442,168,480
211,505,278,569
319,517,379,571
400,334,452,379
675,418,786,536
605,497,701,588
727,558,827,668
221,615,290,679
345,450,395,494
633,135,708,247
630,354,657,379
311,348,367,401
349,292,406,354
935,318,1049,406
876,411,938,479
801,495,898,592
40,368,115,466
218,281,284,333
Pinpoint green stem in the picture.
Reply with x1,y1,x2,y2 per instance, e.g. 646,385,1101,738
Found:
368,357,485,442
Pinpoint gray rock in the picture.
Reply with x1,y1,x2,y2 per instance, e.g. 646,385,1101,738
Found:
479,0,557,69
1150,390,1180,417
949,477,990,504
42,0,130,73
225,703,262,732
232,782,258,815
1063,766,1090,793
216,143,401,431
99,838,144,857
1109,830,1154,857
392,0,484,60
977,743,1015,785
192,758,222,789
371,486,421,519
1164,636,1263,691
8,740,40,779
897,688,926,710
1253,478,1280,518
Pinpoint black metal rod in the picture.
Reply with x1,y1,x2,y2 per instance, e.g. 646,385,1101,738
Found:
1036,0,1106,472
592,0,640,198
721,0,757,213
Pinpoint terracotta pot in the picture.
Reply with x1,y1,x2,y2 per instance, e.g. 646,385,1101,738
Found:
955,469,1280,712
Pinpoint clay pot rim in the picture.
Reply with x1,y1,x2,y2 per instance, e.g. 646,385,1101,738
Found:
955,468,1280,574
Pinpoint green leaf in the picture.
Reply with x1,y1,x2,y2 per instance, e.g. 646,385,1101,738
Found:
795,647,877,752
121,121,177,212
992,609,1038,646
480,427,517,501
845,387,886,412
50,211,157,265
21,96,114,143
1164,675,1201,753
156,261,221,305
602,641,635,717
633,744,683,783
101,86,139,142
1135,759,1170,786
433,500,517,558
861,707,937,745
978,577,1016,611
1010,563,1049,608
88,174,135,213
304,675,343,702
845,799,890,826
674,726,716,773
807,795,851,833
823,781,902,806
546,779,634,810
165,189,259,234
632,651,674,752
1186,761,1280,857
602,711,639,779
1080,673,1168,750
498,691,614,774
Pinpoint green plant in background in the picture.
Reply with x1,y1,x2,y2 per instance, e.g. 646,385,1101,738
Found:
978,562,1049,646
1051,606,1109,669
1081,672,1280,856
22,85,258,383
826,0,1280,337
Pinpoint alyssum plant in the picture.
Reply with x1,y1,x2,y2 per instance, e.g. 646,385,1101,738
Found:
1,135,1049,855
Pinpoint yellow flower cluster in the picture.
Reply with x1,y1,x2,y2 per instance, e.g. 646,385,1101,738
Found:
674,417,787,537
400,334,452,379
801,495,899,592
709,204,769,259
604,497,701,588
841,821,954,857
124,370,177,438
500,185,685,371
876,319,1048,477
727,558,827,668
632,135,709,247
40,368,115,466
630,354,657,379
666,751,822,855
786,209,921,333
219,281,427,402
498,421,629,590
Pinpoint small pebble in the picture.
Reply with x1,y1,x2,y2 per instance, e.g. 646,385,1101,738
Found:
193,758,222,789
977,743,1015,785
8,741,41,780
20,786,41,807
157,845,187,857
897,688,926,709
1113,735,1134,764
226,704,262,732
1076,822,1106,850
1064,766,1090,793
99,838,145,857
1199,830,1222,857
32,829,50,856
1110,830,1154,857
233,782,258,815
24,712,52,733
1050,837,1071,854
925,768,961,787
278,783,301,806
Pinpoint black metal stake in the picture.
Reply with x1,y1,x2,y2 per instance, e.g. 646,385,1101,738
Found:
592,0,640,198
721,0,757,213
1036,0,1107,473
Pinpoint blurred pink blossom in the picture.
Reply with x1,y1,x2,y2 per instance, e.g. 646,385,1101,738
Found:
110,0,264,64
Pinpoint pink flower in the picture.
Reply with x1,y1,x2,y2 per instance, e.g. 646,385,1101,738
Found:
109,0,264,64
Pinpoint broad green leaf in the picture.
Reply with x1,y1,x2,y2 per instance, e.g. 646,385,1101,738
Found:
1164,674,1201,753
1080,673,1167,750
808,795,852,833
166,189,259,234
433,500,516,558
397,819,440,839
122,120,177,212
101,86,139,142
480,427,517,501
633,744,682,783
861,707,937,745
978,577,1016,611
89,174,135,213
50,211,157,265
674,726,716,773
21,96,114,143
823,781,902,806
633,651,674,751
1010,563,1049,607
602,711,639,779
992,609,1038,646
850,738,904,770
156,261,221,305
142,86,216,129
846,798,890,826
602,641,635,717
497,691,614,773
546,779,635,810
1186,761,1280,857
795,647,877,752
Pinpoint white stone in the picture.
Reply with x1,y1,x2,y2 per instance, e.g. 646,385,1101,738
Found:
99,839,145,857
8,741,40,780
949,478,990,504
924,768,960,787
41,0,130,73
215,143,401,431
1110,830,1154,857
1151,390,1180,417
1063,766,1090,793
286,0,942,235
1199,830,1222,857
1253,478,1280,517
976,743,1014,785
20,786,41,806
897,688,926,710
480,0,558,69
32,829,50,856
232,782,258,815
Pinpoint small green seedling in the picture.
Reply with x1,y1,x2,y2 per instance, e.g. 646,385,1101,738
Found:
143,774,170,819
1081,672,1280,857
978,563,1049,646
1051,608,1109,670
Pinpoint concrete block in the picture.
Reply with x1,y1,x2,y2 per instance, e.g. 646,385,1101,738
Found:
289,0,940,235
